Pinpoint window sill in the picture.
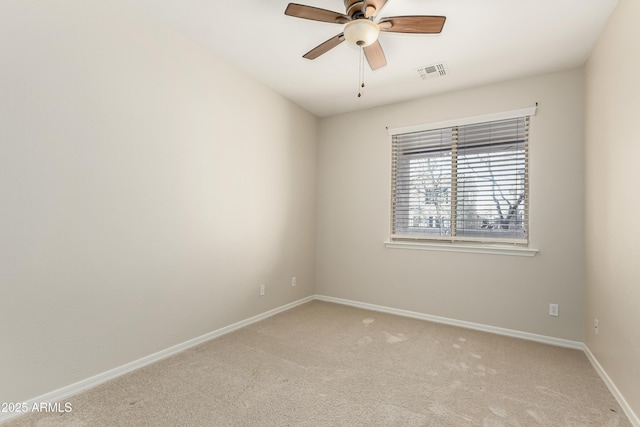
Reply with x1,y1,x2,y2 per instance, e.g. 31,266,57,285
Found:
383,241,539,257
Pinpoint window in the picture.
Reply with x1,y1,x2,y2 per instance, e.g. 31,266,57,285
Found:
390,113,531,246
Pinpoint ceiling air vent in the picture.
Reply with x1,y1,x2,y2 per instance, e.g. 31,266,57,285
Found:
416,62,448,80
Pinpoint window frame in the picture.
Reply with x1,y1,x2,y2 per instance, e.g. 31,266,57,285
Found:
385,107,538,256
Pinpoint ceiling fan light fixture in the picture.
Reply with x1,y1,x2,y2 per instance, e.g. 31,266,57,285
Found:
343,19,380,47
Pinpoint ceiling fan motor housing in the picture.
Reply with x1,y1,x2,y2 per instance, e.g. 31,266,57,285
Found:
344,0,366,18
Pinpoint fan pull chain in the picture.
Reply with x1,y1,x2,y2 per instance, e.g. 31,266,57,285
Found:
357,45,365,98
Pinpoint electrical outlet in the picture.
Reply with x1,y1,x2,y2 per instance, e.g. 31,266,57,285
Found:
291,276,297,287
595,319,599,335
259,284,265,296
549,303,559,317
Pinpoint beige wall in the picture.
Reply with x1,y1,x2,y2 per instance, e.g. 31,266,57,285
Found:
585,0,640,418
3,0,637,417
0,1,317,402
316,68,586,341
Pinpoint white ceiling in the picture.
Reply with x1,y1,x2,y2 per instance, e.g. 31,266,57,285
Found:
130,0,618,117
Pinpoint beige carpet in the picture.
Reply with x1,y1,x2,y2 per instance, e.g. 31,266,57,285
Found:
5,301,632,426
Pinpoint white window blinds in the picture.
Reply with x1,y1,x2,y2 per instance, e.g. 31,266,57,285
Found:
391,115,530,245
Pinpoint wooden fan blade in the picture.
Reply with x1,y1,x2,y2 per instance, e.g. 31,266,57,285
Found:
285,3,350,24
364,40,387,70
303,34,345,60
363,0,389,18
378,16,446,33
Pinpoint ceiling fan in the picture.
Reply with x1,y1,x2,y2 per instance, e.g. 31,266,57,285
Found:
284,0,446,70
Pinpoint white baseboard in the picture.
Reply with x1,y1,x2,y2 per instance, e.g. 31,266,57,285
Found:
583,345,640,427
0,295,314,424
315,295,583,349
3,294,636,427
